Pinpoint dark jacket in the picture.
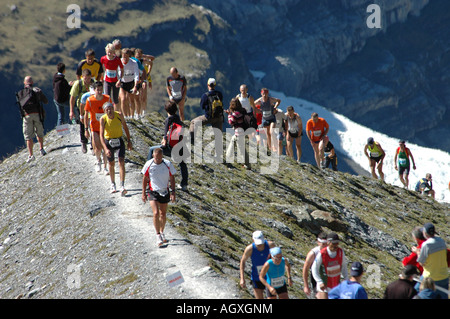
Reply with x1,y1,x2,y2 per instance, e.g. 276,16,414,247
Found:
53,73,71,103
200,89,223,119
383,279,417,299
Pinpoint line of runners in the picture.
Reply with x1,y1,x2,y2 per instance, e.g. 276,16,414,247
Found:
16,39,448,297
240,226,449,299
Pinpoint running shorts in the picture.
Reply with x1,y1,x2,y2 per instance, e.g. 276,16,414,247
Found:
147,189,170,203
266,283,288,298
105,137,125,162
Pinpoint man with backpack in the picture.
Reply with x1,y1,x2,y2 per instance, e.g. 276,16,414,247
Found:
189,77,224,143
16,76,49,163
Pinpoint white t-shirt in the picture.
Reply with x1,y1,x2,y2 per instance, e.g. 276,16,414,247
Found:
141,158,177,192
120,58,140,83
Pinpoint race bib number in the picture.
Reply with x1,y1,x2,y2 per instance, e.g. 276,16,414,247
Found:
313,130,322,137
106,70,117,78
398,158,407,166
172,91,182,99
263,110,272,118
108,138,121,148
271,276,285,288
370,151,380,157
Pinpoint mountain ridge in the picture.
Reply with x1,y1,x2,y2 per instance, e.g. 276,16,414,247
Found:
0,112,448,299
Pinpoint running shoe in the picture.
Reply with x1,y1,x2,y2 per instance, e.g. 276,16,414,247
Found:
103,167,109,176
156,234,163,247
95,162,101,173
160,232,168,244
81,143,87,154
26,155,35,163
120,186,127,196
40,148,47,156
110,183,117,193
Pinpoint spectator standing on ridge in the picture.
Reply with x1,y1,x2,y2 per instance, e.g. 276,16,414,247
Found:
189,78,224,147
394,140,416,189
417,223,449,299
254,88,281,154
312,232,348,299
364,137,385,180
259,247,293,299
16,76,48,163
147,100,188,191
167,67,187,121
402,226,425,275
383,265,419,299
100,102,132,195
306,112,329,168
69,68,94,153
227,98,251,169
76,49,104,82
328,262,368,299
285,106,303,163
53,62,73,126
141,148,177,247
302,232,328,298
239,231,275,299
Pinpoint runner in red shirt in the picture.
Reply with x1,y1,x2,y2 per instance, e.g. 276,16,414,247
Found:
100,43,123,111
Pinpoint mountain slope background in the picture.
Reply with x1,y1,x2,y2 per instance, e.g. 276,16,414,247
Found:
1,0,449,160
0,112,448,299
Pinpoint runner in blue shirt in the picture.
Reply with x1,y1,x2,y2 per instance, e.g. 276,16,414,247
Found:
328,261,368,299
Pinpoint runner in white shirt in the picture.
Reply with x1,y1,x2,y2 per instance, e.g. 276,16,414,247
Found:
141,148,177,247
118,48,140,119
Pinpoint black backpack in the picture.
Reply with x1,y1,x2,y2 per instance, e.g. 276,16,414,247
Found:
15,87,44,123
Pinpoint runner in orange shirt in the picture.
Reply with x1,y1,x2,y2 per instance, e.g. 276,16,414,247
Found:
84,81,112,173
306,112,329,168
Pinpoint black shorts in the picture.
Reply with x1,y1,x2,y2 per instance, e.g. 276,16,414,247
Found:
262,115,276,127
120,80,135,93
288,131,302,138
251,280,265,290
399,166,410,175
173,97,186,105
266,283,287,298
147,190,170,203
370,155,383,163
105,138,125,162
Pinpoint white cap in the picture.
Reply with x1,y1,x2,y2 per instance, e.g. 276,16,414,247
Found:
207,78,216,86
252,231,265,245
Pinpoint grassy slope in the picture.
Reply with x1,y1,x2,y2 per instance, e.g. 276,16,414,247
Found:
129,112,449,299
